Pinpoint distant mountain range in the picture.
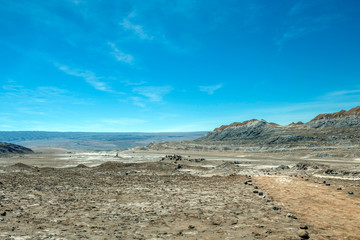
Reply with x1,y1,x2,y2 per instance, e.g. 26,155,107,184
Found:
0,131,207,150
196,106,360,145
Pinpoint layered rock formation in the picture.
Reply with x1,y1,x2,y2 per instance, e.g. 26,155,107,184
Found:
197,106,360,145
302,106,360,129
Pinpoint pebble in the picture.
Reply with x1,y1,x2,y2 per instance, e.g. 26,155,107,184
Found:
297,229,310,239
286,213,297,219
348,191,354,195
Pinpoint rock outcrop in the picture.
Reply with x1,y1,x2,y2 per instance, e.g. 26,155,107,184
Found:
0,142,33,155
201,119,282,141
302,106,360,129
197,106,360,145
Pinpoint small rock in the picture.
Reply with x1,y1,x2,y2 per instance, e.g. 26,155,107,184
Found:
298,229,310,239
348,191,354,195
286,213,297,219
300,225,308,230
1,212,6,216
258,192,263,196
337,187,342,190
188,225,195,229
253,190,259,194
272,207,280,211
254,186,258,189
211,216,222,225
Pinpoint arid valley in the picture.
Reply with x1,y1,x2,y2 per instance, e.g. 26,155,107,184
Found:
2,107,360,239
1,147,360,239
2,1,360,239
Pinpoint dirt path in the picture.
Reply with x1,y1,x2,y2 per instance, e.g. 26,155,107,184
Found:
255,176,360,239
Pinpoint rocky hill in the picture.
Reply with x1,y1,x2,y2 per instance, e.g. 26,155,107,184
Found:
0,142,34,155
302,106,360,129
196,106,360,145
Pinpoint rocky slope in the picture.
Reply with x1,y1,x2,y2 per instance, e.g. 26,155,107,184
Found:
196,106,360,145
0,142,33,155
302,106,360,129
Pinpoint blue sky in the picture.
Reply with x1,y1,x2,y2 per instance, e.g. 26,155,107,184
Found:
1,0,360,132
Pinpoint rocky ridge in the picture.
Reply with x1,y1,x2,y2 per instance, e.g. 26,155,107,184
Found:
0,142,33,156
142,106,360,156
196,106,360,144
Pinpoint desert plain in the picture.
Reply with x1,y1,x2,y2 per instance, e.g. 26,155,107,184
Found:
1,147,360,240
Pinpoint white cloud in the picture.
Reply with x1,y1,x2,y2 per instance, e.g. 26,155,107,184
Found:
108,42,134,64
199,84,222,95
133,86,173,102
121,79,146,86
120,17,154,41
325,89,360,97
118,12,185,53
1,81,73,105
276,14,340,48
56,64,117,93
17,108,46,115
129,96,146,108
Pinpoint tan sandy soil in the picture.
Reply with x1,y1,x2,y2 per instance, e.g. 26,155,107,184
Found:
1,150,360,239
255,176,360,239
0,162,302,239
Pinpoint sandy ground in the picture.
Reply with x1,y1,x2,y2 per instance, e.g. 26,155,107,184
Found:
1,149,360,239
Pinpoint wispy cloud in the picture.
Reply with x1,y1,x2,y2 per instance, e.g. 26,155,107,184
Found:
56,64,119,93
289,1,312,16
325,89,360,97
199,84,222,95
276,11,341,48
118,11,185,53
129,96,146,108
108,42,134,64
133,86,173,102
17,107,46,115
121,79,146,86
120,15,154,41
2,82,70,104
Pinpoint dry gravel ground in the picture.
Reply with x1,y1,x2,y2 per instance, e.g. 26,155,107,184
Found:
0,150,360,239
